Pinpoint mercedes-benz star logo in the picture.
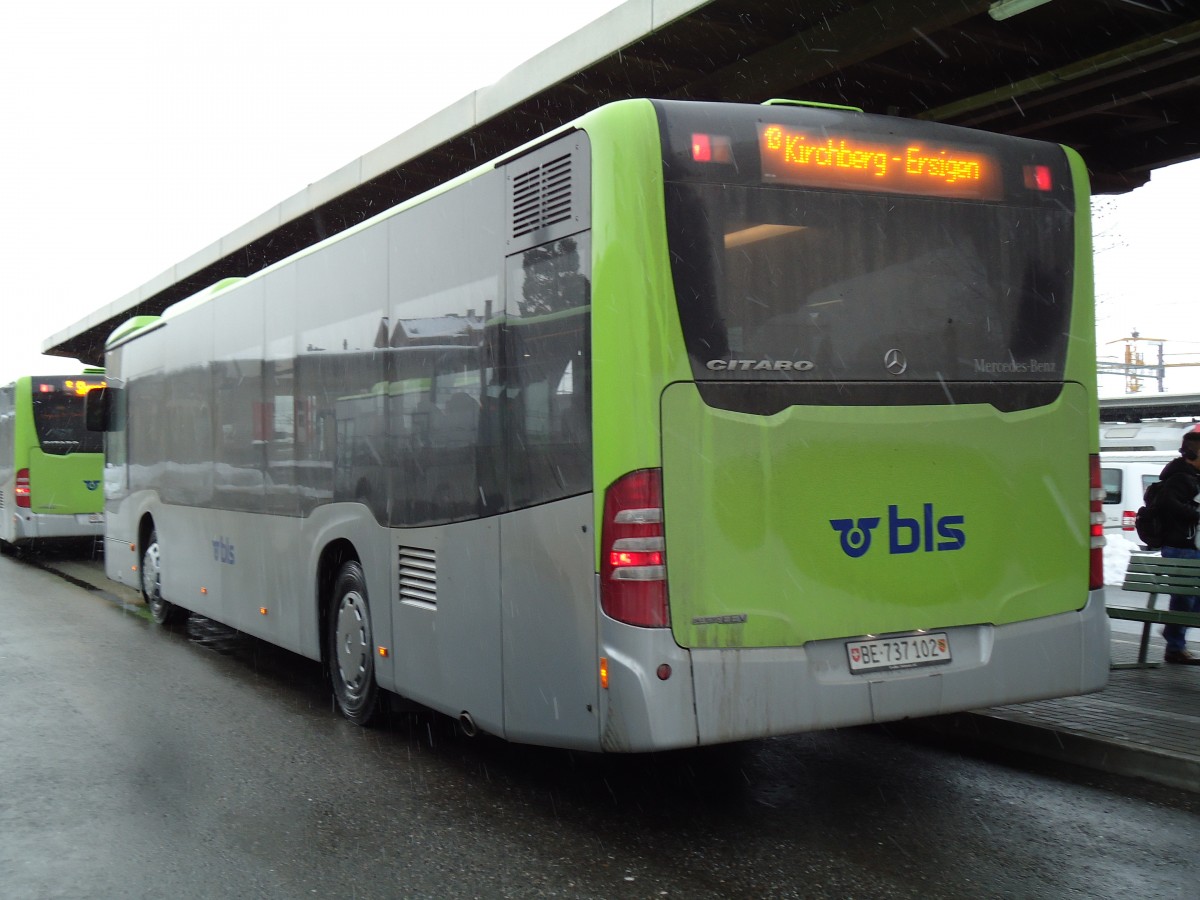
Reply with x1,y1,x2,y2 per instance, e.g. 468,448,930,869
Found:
884,348,908,376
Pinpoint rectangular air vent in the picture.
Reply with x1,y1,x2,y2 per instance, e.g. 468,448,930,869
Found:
398,546,437,607
511,153,573,240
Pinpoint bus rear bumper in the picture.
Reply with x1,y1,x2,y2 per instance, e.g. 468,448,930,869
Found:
7,510,105,543
599,591,1109,751
687,591,1110,746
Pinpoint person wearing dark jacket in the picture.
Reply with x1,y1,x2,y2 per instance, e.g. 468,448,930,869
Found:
1155,432,1200,665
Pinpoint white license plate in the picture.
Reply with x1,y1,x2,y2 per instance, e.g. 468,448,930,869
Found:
846,632,951,673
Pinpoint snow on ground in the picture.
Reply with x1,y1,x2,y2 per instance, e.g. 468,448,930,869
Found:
1103,533,1143,586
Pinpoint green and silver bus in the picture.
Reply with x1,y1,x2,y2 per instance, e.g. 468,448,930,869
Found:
90,99,1108,750
1,371,107,548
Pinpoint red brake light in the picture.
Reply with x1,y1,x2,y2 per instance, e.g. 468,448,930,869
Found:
1024,164,1053,191
600,469,669,628
1089,455,1104,590
690,132,733,164
15,468,31,508
1121,511,1136,531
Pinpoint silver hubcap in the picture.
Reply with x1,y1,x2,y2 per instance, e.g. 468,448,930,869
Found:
334,591,370,696
142,542,162,610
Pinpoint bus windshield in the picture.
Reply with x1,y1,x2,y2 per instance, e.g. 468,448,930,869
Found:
30,377,105,455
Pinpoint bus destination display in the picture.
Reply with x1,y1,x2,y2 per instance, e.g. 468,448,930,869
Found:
759,123,1002,200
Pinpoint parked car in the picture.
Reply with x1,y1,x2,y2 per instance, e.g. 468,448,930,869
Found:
1099,450,1175,545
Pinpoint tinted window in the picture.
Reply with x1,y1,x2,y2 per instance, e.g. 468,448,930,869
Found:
665,181,1073,383
119,168,592,525
495,235,592,511
31,379,105,455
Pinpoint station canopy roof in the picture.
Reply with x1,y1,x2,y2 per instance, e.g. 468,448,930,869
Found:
1100,392,1200,422
45,0,1200,365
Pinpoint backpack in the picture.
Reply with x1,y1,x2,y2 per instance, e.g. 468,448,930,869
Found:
1134,480,1166,549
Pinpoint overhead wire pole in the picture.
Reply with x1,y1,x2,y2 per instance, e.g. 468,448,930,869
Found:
1099,334,1200,393
1104,333,1164,393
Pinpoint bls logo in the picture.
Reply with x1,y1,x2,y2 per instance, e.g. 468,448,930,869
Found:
212,536,236,565
83,480,100,491
830,504,966,558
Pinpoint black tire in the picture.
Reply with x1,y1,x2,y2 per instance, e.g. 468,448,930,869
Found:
142,529,187,625
327,561,381,725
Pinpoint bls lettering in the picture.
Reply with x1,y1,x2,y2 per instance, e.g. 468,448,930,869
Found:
830,504,965,558
212,536,236,565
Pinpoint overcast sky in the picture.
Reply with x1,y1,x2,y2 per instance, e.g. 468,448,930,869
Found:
2,0,1196,396
1093,157,1200,395
0,0,624,383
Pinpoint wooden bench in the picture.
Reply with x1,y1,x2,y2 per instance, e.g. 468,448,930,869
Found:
1109,553,1200,668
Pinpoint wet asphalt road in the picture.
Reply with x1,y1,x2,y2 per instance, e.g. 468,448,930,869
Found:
2,546,1198,899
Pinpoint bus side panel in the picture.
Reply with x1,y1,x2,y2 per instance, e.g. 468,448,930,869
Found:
583,101,692,519
499,494,600,749
101,490,150,592
206,504,383,660
387,517,503,738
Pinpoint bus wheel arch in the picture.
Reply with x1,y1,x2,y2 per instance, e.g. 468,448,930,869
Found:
139,518,187,626
319,542,381,726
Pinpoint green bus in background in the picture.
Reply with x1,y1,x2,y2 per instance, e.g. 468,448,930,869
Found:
91,98,1109,751
0,371,106,548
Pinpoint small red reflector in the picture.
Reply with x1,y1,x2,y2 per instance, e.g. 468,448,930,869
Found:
656,664,672,681
692,133,712,162
1024,165,1052,191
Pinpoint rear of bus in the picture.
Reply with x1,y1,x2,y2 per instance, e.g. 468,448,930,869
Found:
0,373,106,546
589,100,1108,750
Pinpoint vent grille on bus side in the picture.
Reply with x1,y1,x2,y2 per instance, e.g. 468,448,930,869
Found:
398,546,437,607
511,153,573,239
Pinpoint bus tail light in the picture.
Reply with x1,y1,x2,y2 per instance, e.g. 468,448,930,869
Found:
1023,164,1053,191
1121,510,1136,531
15,469,31,508
1089,454,1105,590
691,133,733,164
601,469,669,628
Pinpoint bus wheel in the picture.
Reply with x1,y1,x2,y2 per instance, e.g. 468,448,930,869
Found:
327,561,380,726
142,530,185,625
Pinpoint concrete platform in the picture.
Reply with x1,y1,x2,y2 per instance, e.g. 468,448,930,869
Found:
930,623,1200,793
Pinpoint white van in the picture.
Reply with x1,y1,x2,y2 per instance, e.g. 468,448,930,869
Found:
1099,450,1175,542
1099,420,1199,452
